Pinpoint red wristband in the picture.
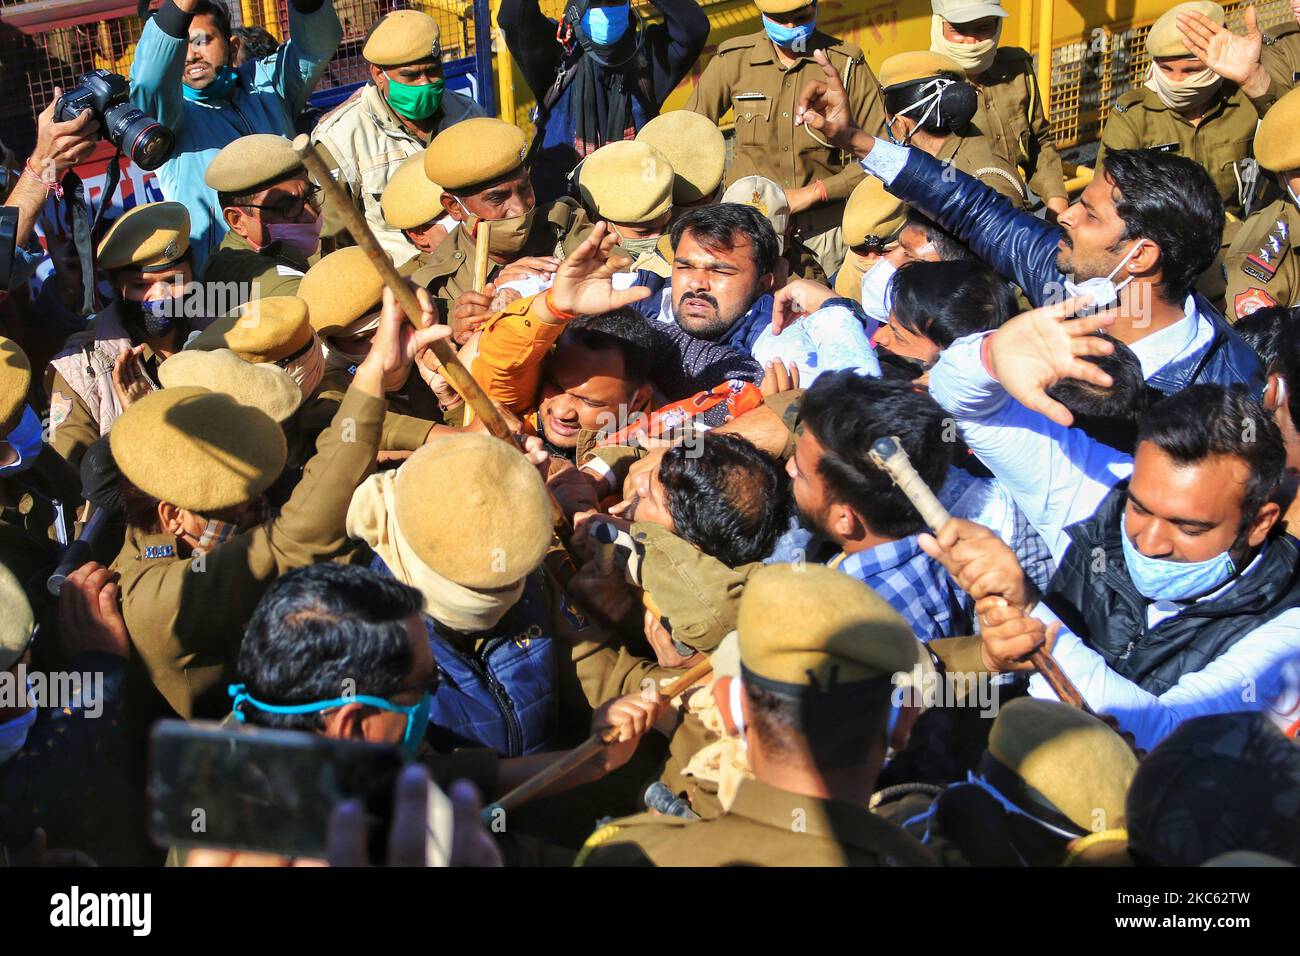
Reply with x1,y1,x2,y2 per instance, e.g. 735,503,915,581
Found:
23,160,62,199
544,288,579,322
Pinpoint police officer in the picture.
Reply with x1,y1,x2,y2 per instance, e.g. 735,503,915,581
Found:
107,283,449,718
576,140,675,276
380,151,449,277
1174,0,1300,117
311,9,485,268
685,0,888,276
413,117,592,341
577,563,937,866
721,175,827,284
1097,1,1267,222
200,134,324,305
877,51,1028,208
877,698,1138,867
1223,85,1300,319
298,247,451,438
46,202,198,467
928,0,1067,215
834,175,906,300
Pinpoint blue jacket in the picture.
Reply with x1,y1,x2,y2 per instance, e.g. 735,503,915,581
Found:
371,555,559,757
130,0,342,271
885,148,1263,396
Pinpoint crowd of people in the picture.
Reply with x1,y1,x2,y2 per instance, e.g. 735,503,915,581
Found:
3,0,1300,869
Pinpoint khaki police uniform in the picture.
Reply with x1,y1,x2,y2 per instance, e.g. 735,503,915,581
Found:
109,383,384,718
685,30,888,273
311,10,486,267
578,563,938,867
1250,22,1300,116
936,126,1029,207
970,47,1067,204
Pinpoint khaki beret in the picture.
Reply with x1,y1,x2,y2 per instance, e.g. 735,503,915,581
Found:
722,176,790,251
298,248,385,337
738,564,921,691
159,349,302,423
111,386,287,513
363,9,442,67
381,151,445,230
636,111,726,205
97,201,190,272
425,118,528,193
1255,86,1300,172
578,141,674,225
987,698,1138,832
0,563,33,672
0,337,31,428
395,434,553,589
843,176,907,248
755,0,815,14
205,134,305,196
879,50,966,88
189,296,314,364
932,0,1007,22
1147,1,1223,58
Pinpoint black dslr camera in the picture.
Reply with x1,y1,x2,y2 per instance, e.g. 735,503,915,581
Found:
55,70,174,170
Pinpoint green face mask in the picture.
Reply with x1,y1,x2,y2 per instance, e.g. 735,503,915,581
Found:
384,74,445,120
613,231,662,261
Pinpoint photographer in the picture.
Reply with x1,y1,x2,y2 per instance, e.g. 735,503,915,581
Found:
129,0,342,272
1,92,98,293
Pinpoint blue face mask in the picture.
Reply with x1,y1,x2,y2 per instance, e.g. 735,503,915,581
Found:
0,406,44,478
1120,510,1237,602
581,3,631,46
229,684,433,761
182,65,239,103
762,12,816,50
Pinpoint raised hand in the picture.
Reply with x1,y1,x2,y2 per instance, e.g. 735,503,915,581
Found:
111,345,153,408
1177,5,1269,95
771,277,836,335
795,49,872,155
917,517,1035,610
985,296,1116,426
543,222,652,319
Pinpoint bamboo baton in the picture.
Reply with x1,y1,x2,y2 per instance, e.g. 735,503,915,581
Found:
866,435,1094,715
291,134,513,442
486,656,715,817
472,220,491,294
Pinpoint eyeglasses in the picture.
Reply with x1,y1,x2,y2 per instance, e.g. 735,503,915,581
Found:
240,184,322,221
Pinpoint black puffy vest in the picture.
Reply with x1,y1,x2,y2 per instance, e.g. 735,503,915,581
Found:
1046,484,1300,694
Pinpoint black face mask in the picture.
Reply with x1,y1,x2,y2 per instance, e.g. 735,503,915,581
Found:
117,291,191,338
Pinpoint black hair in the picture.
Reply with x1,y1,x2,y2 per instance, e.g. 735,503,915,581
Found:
1101,148,1224,304
889,259,1017,348
1046,334,1148,453
236,564,423,732
191,0,232,40
559,308,656,388
798,370,952,538
903,209,974,262
1271,309,1300,430
669,203,780,278
745,679,893,772
657,433,789,566
1136,384,1285,536
231,25,279,60
1235,305,1291,370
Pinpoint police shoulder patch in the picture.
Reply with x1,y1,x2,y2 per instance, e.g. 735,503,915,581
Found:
1234,287,1278,319
48,390,73,428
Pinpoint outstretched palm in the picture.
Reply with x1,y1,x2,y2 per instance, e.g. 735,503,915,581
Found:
986,297,1118,426
546,222,652,318
1177,5,1262,86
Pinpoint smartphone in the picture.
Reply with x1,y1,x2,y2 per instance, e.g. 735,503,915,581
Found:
148,720,450,864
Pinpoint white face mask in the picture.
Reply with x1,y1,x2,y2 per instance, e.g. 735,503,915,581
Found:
0,705,36,764
929,16,1000,75
1063,238,1146,311
858,257,898,322
1144,61,1222,113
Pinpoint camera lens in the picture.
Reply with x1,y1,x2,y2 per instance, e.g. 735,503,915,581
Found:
103,102,175,170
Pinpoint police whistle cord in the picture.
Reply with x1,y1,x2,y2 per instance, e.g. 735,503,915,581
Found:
866,436,1095,716
292,135,512,441
46,507,108,596
486,656,714,818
